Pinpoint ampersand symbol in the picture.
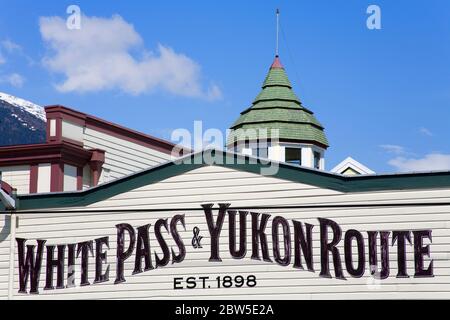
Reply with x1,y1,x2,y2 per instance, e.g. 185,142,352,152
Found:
191,226,203,249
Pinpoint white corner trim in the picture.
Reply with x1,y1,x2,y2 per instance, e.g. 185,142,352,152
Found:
8,212,16,300
0,189,16,210
330,157,375,175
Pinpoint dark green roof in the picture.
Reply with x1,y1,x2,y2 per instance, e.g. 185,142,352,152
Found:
15,150,450,211
229,123,328,145
262,68,293,88
232,109,324,128
228,56,329,147
253,86,300,103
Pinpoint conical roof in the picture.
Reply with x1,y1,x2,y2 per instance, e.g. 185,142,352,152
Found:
227,56,329,148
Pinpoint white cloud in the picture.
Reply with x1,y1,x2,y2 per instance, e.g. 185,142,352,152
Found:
0,39,34,66
0,73,25,87
206,84,222,101
1,39,22,53
0,39,29,87
39,14,222,100
419,127,433,137
379,144,406,155
381,144,450,172
388,153,450,172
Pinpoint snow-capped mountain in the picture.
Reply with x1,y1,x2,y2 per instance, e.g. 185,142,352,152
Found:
0,92,46,122
0,92,46,146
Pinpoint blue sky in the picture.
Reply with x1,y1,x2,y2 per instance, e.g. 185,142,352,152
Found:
0,0,449,173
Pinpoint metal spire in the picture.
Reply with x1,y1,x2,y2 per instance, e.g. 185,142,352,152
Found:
276,8,280,57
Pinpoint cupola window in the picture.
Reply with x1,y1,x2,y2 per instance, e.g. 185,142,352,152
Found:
285,148,302,165
314,151,321,169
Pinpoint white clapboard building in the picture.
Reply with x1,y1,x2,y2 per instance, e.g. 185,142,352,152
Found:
0,105,180,195
0,55,448,300
0,150,448,299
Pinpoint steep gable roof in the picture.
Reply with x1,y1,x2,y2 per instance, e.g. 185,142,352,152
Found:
331,157,376,175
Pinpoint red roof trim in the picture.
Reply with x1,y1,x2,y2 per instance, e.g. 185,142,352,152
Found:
0,181,13,195
0,142,101,167
29,164,38,194
45,105,187,155
50,162,63,193
77,167,83,191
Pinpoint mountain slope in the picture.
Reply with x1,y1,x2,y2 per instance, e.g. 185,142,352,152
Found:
0,92,46,146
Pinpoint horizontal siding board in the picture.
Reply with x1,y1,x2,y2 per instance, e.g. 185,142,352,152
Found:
17,203,450,221
94,145,165,168
12,286,450,300
84,133,169,168
0,216,11,300
83,128,171,185
101,150,171,169
14,212,450,233
84,128,170,161
6,165,450,299
85,143,163,169
0,165,30,195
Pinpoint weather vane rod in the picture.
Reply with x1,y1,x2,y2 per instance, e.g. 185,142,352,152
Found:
276,8,280,57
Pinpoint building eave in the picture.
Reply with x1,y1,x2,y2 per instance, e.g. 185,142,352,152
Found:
0,141,100,167
15,150,450,211
45,105,189,155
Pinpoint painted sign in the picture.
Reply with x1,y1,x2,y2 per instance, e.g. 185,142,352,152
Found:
16,204,433,294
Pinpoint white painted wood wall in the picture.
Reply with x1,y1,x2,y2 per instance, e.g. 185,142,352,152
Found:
0,123,173,195
83,128,172,184
0,166,30,195
1,165,450,299
0,215,11,299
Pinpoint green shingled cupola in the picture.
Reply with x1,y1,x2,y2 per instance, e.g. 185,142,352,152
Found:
227,56,329,170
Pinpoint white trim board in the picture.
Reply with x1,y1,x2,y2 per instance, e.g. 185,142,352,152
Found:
330,157,375,175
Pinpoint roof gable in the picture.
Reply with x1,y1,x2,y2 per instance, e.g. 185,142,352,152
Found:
331,157,375,175
16,150,450,211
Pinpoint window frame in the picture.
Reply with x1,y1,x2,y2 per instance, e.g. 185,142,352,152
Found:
285,147,302,166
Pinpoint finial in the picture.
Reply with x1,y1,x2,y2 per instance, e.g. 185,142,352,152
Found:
276,8,280,57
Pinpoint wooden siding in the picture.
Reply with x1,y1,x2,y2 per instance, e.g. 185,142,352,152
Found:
82,165,91,190
0,215,12,299
62,120,84,143
37,164,51,194
8,165,450,299
83,128,172,183
0,166,30,195
63,164,77,192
